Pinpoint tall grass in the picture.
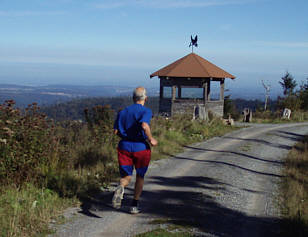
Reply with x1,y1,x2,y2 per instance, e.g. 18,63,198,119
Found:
0,100,237,236
0,184,77,237
151,115,236,160
281,135,308,236
253,110,308,123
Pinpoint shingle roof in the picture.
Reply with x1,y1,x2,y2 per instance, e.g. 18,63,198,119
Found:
150,53,235,79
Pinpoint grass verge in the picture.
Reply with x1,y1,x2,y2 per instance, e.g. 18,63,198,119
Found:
280,135,308,236
253,111,308,124
0,183,78,237
151,115,237,161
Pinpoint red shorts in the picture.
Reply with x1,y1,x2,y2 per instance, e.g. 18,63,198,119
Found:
117,149,151,178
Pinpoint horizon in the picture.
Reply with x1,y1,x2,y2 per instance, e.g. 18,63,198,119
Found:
0,82,285,101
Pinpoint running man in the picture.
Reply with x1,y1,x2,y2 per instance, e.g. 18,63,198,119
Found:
112,86,158,214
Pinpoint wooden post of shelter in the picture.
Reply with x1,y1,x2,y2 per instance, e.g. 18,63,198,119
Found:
220,79,225,101
207,79,211,101
178,86,182,99
159,81,164,99
203,81,208,102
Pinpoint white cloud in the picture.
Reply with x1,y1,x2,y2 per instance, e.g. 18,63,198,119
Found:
95,0,255,9
0,11,66,17
0,46,168,68
95,2,127,9
254,41,308,48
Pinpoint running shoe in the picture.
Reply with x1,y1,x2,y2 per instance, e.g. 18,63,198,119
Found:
129,206,141,214
112,185,124,209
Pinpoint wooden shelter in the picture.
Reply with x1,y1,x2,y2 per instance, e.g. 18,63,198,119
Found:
150,53,235,117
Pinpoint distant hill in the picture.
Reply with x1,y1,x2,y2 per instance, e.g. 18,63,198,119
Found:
0,84,159,107
40,96,160,121
0,83,281,108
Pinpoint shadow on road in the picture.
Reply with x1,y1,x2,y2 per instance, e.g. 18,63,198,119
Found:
142,175,282,237
79,201,102,218
222,135,292,151
147,175,227,190
183,145,284,165
276,131,305,140
169,154,284,178
77,175,283,236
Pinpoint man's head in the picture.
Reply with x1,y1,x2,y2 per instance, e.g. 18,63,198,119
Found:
133,86,147,103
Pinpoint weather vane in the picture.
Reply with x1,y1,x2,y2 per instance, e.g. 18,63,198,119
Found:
189,35,198,53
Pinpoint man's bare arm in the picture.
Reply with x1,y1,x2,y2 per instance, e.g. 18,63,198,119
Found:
141,122,158,146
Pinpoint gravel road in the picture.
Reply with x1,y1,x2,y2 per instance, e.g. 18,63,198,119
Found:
52,122,308,237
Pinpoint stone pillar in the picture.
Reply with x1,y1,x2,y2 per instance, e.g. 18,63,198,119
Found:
172,85,176,100
220,79,225,101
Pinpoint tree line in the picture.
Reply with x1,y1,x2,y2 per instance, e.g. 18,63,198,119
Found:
39,71,307,122
40,97,160,121
224,71,308,120
278,71,308,111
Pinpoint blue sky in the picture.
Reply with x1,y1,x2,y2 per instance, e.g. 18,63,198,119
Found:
0,0,307,97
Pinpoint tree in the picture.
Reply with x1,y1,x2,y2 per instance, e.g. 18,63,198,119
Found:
223,95,240,120
261,80,271,110
299,78,308,110
301,78,308,90
279,71,297,96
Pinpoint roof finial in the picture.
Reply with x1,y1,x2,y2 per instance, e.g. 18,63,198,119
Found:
189,35,198,53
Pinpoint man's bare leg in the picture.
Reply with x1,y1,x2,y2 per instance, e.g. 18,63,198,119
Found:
134,175,144,200
112,175,131,209
129,175,144,213
120,175,132,187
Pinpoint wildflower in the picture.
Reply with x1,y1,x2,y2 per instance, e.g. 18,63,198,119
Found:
31,200,38,209
2,127,14,136
5,120,13,124
2,127,11,132
5,100,15,105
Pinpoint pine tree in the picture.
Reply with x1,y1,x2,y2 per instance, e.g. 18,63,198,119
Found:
279,71,297,96
299,78,308,110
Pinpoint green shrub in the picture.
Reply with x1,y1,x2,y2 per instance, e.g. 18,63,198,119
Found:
0,101,57,186
224,95,240,120
277,95,302,111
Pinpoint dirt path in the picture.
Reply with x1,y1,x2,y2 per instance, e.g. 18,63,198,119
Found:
53,122,308,237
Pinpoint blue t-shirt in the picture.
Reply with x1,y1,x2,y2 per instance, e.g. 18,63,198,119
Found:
114,104,152,152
